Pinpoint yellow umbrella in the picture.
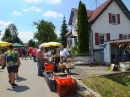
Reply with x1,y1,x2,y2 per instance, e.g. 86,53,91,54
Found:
0,41,12,47
44,42,62,47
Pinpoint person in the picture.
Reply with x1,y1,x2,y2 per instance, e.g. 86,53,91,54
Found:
60,45,70,73
14,48,21,77
36,44,44,76
28,47,33,60
32,48,37,62
21,48,26,60
1,45,19,88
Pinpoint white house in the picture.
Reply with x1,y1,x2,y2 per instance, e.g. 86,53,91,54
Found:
66,0,130,64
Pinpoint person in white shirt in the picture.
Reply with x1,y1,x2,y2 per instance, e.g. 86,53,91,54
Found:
60,45,70,73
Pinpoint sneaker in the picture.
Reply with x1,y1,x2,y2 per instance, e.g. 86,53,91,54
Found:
12,83,18,88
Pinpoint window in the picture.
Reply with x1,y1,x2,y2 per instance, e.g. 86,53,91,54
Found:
111,14,117,24
109,13,120,24
99,34,105,44
122,34,128,39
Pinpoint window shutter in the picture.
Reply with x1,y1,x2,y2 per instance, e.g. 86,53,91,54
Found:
117,14,120,24
109,13,112,23
119,34,122,39
95,33,99,45
106,33,110,41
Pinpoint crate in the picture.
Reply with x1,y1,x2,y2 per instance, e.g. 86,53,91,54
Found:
55,74,73,86
44,71,56,92
56,79,77,97
44,63,54,71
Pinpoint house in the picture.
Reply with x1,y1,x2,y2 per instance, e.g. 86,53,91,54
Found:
66,0,130,64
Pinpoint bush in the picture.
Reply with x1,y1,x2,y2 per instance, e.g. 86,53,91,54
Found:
70,46,78,54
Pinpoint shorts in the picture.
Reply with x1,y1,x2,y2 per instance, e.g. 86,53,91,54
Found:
7,65,18,73
29,54,32,57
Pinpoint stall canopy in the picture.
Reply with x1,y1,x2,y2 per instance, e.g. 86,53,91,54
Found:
12,43,24,47
44,42,62,47
0,41,12,46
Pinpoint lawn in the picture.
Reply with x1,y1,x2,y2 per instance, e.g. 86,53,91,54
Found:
81,76,130,97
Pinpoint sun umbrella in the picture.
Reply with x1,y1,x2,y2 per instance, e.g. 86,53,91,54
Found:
0,41,12,46
44,42,62,47
12,43,24,47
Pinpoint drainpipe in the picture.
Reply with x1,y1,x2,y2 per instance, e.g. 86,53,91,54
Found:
89,29,93,55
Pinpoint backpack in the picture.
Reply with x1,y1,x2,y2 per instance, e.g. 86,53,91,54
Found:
6,50,16,65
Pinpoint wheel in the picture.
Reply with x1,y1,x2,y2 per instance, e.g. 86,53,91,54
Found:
88,60,93,67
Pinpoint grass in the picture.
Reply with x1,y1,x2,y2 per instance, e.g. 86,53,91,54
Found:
81,76,130,97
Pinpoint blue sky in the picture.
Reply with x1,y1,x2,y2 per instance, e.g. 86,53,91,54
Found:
0,0,130,43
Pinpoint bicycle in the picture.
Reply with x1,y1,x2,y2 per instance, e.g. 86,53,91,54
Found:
88,53,99,67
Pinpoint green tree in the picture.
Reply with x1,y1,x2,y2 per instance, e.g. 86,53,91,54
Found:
60,16,68,46
33,19,57,45
1,28,13,43
77,1,89,53
28,39,35,47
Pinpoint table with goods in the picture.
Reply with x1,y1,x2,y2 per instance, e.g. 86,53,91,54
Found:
43,55,76,97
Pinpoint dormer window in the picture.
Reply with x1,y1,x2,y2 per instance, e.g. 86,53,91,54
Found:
109,13,120,24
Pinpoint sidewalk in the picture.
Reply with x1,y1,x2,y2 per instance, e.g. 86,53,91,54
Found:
0,58,79,97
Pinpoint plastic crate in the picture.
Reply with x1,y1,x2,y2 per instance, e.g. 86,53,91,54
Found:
44,63,54,71
44,71,56,92
56,79,77,97
55,74,73,85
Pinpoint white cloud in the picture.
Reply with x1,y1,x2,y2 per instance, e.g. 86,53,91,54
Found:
12,11,22,16
46,0,61,4
0,20,12,28
24,7,42,12
30,6,42,12
25,0,43,3
18,31,34,43
24,8,30,12
42,10,63,18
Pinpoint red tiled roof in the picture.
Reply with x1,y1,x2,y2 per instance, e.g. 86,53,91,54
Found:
65,30,72,36
73,0,111,23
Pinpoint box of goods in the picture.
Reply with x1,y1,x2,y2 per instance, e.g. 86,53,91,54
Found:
66,62,75,69
125,61,130,70
59,62,66,69
56,79,77,97
55,74,73,86
119,62,129,71
44,63,54,71
44,71,56,91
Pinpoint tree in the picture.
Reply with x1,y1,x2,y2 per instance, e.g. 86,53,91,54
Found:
77,1,89,53
28,39,35,47
60,16,68,46
1,28,13,43
1,23,23,43
33,19,57,46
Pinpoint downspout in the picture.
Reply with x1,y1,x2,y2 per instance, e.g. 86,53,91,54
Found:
89,29,94,55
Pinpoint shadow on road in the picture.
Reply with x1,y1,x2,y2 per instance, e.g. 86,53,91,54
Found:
16,76,27,82
7,85,30,92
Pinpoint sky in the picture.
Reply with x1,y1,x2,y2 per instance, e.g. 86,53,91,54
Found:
0,0,130,43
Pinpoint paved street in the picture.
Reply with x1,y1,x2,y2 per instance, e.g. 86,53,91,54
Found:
0,58,79,97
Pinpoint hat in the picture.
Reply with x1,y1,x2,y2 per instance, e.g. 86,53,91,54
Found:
39,44,44,48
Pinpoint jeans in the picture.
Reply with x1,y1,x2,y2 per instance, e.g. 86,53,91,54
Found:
37,59,42,75
33,56,37,62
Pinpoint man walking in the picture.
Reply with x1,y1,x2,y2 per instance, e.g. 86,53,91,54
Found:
2,45,19,88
